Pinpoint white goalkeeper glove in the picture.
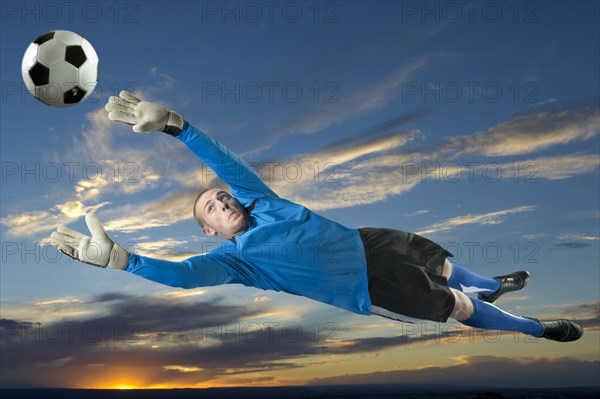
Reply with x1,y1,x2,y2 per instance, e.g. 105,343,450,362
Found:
50,213,130,270
105,90,184,136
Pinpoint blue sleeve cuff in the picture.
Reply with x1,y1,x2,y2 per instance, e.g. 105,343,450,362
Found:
176,120,192,141
124,252,138,273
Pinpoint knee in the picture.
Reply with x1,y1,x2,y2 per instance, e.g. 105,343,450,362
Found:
442,259,452,279
450,289,473,321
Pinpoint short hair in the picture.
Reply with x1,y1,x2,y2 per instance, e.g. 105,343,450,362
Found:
193,188,213,229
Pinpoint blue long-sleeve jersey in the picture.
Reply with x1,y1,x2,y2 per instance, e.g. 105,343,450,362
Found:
125,122,372,315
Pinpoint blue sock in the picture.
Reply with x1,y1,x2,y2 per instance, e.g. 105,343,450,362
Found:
448,264,501,295
460,297,543,337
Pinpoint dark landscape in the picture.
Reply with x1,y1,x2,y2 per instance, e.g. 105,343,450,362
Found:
1,385,599,399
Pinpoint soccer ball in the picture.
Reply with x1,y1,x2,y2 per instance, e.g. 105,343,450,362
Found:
21,30,99,107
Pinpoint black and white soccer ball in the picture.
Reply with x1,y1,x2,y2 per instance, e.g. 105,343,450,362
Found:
21,30,99,107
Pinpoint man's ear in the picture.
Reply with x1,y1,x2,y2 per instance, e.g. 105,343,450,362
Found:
203,226,216,236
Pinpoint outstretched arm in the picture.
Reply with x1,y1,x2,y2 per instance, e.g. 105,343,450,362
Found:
176,123,277,205
105,91,277,206
50,213,240,289
126,252,238,289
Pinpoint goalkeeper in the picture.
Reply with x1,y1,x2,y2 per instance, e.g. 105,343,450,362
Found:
50,91,583,343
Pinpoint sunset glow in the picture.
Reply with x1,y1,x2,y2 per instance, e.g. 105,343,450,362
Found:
110,385,138,390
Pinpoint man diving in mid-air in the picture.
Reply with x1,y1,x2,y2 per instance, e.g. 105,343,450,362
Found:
50,91,584,343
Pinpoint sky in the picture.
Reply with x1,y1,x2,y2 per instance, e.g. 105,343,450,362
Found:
0,0,599,390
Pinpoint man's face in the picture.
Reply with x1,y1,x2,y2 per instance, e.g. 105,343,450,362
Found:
195,189,249,239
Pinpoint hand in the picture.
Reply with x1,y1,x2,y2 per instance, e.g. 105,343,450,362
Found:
50,213,130,270
105,90,184,136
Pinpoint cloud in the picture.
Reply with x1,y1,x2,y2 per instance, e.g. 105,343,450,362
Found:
550,242,592,250
0,292,460,388
164,289,207,299
255,103,599,212
3,89,597,247
0,293,316,387
0,199,107,238
310,129,421,166
55,200,109,218
254,297,272,302
257,131,428,211
314,112,428,154
74,107,190,196
308,355,600,388
148,67,176,92
557,233,599,241
557,301,600,331
500,154,600,180
0,210,60,238
1,85,197,239
100,188,198,233
33,297,82,306
0,102,470,238
414,206,536,236
132,237,196,261
440,104,599,157
2,293,598,388
277,58,431,135
137,238,191,253
404,210,430,217
522,233,545,240
567,210,600,219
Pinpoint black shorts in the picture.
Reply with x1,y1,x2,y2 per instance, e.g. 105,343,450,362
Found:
358,228,456,323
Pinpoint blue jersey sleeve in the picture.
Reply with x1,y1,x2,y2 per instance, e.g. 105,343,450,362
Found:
125,251,240,289
177,121,278,206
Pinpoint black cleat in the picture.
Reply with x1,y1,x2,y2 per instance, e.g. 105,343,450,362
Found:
525,317,584,342
478,271,531,303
